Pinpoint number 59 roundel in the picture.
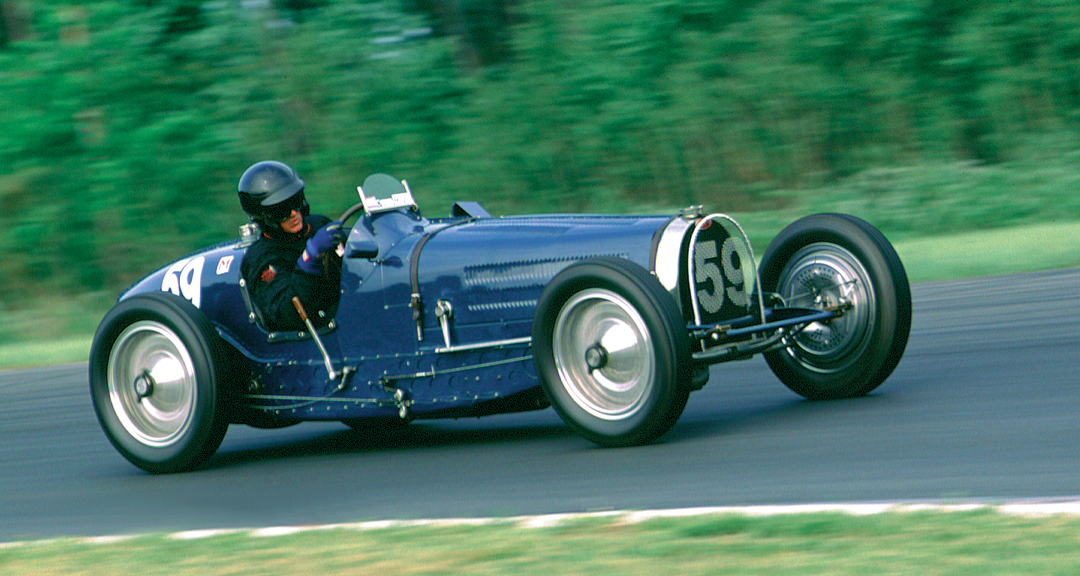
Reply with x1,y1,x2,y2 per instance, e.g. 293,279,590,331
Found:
688,215,758,327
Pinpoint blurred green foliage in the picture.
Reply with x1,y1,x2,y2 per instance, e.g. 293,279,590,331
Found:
2,0,1080,313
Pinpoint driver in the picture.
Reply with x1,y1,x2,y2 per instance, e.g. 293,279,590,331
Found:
238,160,347,332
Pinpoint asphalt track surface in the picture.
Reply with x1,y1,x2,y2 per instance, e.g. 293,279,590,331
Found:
2,269,1079,542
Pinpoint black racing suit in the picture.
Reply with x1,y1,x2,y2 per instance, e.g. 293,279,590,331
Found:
240,214,341,332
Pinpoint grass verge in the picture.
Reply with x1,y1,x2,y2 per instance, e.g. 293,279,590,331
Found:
4,510,1080,575
0,338,92,372
893,220,1080,282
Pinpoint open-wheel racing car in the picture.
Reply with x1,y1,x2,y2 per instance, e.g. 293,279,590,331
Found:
90,174,911,473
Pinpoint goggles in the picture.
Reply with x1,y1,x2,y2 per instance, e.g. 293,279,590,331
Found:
261,190,307,223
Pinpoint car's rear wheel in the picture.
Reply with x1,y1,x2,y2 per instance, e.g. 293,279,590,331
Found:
532,257,691,447
759,214,911,400
89,292,229,473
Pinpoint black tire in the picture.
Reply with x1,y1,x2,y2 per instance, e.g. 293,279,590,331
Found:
532,257,691,447
759,214,911,400
89,292,230,473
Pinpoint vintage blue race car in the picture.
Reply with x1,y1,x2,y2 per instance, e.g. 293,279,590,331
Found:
90,174,911,473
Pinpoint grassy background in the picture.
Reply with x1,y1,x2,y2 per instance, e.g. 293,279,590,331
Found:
5,510,1080,575
7,0,1080,311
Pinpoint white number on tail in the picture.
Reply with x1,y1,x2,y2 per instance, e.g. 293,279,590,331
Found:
161,257,205,308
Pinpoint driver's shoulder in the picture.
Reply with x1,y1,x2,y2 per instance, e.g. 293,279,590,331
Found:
240,237,288,277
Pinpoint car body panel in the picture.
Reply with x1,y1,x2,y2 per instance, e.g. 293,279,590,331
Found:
116,204,686,424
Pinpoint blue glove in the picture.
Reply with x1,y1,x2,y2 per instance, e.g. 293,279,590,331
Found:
298,221,347,275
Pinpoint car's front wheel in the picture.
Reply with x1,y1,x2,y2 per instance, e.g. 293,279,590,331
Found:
532,257,691,447
89,292,229,473
759,214,911,400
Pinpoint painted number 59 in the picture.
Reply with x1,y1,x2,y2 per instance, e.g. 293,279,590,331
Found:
695,238,749,314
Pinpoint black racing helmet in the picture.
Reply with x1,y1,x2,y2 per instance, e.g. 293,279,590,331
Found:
237,160,310,225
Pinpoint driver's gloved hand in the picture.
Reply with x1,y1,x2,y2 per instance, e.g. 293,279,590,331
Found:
298,221,347,275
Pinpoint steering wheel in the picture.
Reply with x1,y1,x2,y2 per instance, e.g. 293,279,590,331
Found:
334,174,413,252
333,201,378,260
338,201,366,225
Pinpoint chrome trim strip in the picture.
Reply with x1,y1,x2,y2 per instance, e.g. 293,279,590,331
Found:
434,336,532,354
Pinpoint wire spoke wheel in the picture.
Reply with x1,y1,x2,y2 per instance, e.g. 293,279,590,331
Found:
759,214,911,400
776,243,875,375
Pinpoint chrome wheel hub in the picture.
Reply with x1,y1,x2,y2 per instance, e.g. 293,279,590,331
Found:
134,370,154,399
552,289,653,420
107,321,197,447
